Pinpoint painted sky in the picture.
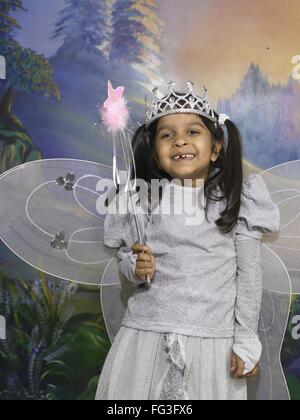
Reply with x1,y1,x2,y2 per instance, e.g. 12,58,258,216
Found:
13,0,64,57
12,0,300,103
160,0,300,102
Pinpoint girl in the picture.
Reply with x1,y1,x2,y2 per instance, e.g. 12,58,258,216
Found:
95,82,280,400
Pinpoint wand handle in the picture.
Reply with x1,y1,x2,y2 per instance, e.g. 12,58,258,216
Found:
142,233,151,284
129,194,151,284
119,132,151,284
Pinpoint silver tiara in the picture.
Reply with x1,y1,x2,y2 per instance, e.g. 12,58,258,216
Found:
145,80,229,129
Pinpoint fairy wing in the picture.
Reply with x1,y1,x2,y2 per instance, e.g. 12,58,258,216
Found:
252,244,291,400
0,158,148,348
0,158,129,286
100,256,142,343
249,161,300,400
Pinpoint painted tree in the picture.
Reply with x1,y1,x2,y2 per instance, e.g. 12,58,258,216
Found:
53,0,113,60
97,0,116,61
111,0,165,85
0,0,60,101
0,0,25,39
0,0,60,171
52,0,164,85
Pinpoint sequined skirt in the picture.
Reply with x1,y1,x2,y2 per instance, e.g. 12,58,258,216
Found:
95,326,247,400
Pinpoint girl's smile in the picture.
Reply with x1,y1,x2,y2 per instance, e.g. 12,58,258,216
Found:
171,153,196,161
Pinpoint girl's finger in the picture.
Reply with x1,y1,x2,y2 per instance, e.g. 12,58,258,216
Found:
137,253,151,262
142,245,152,256
246,365,259,378
136,268,152,277
235,362,245,378
230,354,237,375
136,261,152,268
131,243,149,253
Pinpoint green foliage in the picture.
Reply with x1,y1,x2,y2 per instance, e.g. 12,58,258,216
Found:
285,373,300,401
0,272,110,400
0,0,25,38
0,38,61,100
0,116,43,173
0,0,60,100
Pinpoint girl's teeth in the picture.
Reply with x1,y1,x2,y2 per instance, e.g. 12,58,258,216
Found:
173,154,194,160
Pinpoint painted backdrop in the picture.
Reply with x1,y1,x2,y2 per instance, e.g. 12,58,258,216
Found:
0,0,300,400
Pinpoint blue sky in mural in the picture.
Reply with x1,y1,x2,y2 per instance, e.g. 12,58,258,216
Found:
13,0,64,57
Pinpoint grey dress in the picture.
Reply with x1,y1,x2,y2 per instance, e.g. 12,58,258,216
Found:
96,327,247,400
95,174,280,400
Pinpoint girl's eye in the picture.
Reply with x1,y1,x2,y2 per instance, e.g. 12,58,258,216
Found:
160,129,199,138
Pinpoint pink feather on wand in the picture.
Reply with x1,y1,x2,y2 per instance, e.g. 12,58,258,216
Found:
99,80,131,188
100,80,129,133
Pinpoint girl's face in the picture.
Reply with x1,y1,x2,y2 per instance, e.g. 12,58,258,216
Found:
154,113,222,185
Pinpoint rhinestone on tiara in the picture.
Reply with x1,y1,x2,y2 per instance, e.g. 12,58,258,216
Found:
145,80,219,128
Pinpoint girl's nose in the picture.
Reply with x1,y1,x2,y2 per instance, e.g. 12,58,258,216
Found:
174,138,188,146
173,133,188,144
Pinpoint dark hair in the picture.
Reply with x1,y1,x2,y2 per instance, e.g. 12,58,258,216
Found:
105,93,244,234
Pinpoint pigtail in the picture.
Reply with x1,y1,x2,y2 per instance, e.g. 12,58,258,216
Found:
208,117,243,233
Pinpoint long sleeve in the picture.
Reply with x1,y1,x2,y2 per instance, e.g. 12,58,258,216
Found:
232,173,280,374
233,235,263,373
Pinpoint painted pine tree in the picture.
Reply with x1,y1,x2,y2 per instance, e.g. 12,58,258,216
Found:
52,0,164,88
111,0,165,87
97,0,116,61
0,0,61,173
53,0,112,60
0,0,25,39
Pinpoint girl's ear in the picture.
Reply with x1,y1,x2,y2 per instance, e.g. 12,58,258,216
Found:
211,139,223,162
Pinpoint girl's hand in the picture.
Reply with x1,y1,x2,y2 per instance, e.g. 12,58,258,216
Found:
230,352,259,379
131,243,156,282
